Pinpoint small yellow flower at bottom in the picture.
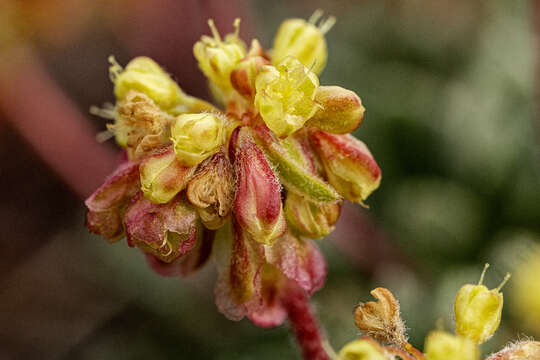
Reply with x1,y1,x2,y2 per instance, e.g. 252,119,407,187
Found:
424,330,479,360
338,338,389,360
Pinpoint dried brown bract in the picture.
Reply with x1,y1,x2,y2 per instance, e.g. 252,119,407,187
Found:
354,287,408,348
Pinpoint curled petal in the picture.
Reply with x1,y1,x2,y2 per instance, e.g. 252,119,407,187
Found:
140,146,197,204
285,192,341,239
233,127,286,245
252,124,340,203
85,161,140,242
310,130,381,203
186,151,235,230
124,192,198,262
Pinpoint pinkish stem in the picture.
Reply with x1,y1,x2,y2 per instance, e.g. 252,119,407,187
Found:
282,283,331,360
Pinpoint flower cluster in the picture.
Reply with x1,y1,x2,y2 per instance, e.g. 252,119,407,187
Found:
337,265,539,360
86,12,381,325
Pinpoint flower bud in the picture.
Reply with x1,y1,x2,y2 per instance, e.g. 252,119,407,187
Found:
233,127,286,245
124,192,198,263
310,130,381,203
254,57,319,138
252,124,340,203
186,152,235,230
272,11,335,75
230,55,270,99
110,56,184,111
354,288,408,348
307,86,365,134
455,264,510,344
486,340,540,360
285,192,340,239
424,331,479,360
139,146,197,204
338,337,389,360
171,113,226,167
193,19,246,92
85,161,140,241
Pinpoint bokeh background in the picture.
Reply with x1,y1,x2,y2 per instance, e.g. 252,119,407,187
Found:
1,0,540,359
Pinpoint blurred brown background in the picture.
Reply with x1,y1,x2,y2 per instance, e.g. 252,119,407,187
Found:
1,0,540,359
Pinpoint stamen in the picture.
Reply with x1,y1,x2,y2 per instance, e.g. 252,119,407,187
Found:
208,19,221,43
159,236,174,257
495,273,511,292
309,9,324,25
319,16,336,35
233,18,241,38
478,263,490,285
96,130,115,143
108,55,123,83
89,103,116,119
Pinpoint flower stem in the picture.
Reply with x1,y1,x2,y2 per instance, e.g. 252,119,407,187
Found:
282,282,332,360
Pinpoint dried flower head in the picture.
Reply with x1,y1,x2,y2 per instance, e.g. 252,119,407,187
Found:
354,287,408,348
86,12,381,325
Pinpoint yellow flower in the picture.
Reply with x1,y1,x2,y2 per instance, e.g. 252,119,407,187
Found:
424,330,479,360
171,113,226,167
254,57,319,137
454,264,510,344
338,338,389,360
193,19,246,93
272,10,335,75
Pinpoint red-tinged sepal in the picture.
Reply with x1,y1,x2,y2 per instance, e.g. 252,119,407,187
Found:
247,264,288,328
310,130,381,204
139,145,197,204
214,220,265,321
233,127,286,245
85,161,140,242
123,192,198,263
265,232,327,296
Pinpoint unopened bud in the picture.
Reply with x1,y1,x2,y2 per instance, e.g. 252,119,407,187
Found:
233,127,286,245
307,86,365,134
193,19,246,92
338,337,389,360
186,152,235,230
231,55,269,99
486,340,540,360
310,130,381,204
171,113,226,167
455,264,510,344
124,192,198,263
140,146,197,204
254,57,319,138
424,331,479,360
354,288,408,348
272,10,335,75
110,56,185,111
285,192,340,239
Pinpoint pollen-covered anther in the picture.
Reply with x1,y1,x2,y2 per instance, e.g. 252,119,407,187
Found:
171,112,226,167
454,264,510,344
254,57,320,138
193,18,247,92
186,151,235,230
307,86,365,134
272,9,335,75
354,287,408,348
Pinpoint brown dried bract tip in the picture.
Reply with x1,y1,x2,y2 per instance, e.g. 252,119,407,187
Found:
354,287,408,348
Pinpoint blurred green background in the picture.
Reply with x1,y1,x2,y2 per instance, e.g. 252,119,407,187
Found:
1,0,539,359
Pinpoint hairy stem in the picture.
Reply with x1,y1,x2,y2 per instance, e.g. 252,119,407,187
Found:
282,282,332,360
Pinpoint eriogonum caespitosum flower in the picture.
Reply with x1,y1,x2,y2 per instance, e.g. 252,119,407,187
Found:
86,11,381,325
